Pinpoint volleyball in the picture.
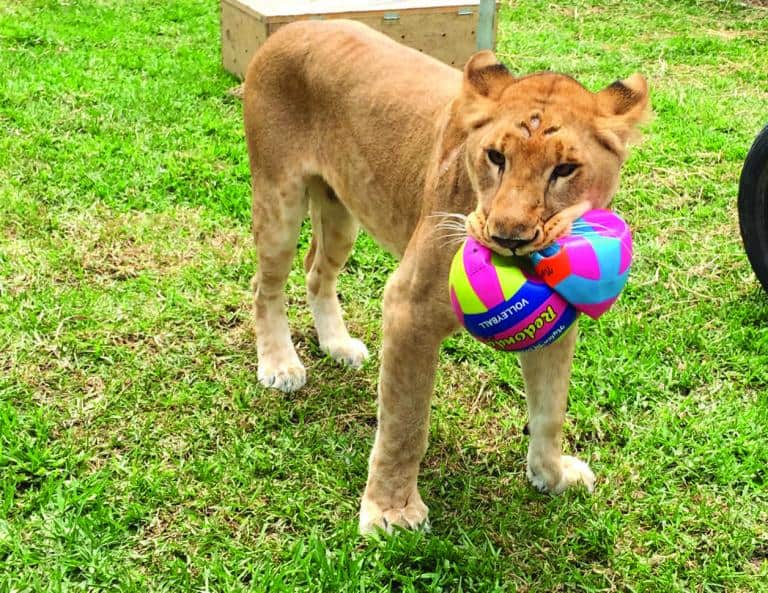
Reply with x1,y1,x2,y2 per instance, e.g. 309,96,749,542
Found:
448,236,579,352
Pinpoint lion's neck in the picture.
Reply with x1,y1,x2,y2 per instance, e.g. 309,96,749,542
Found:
421,108,475,219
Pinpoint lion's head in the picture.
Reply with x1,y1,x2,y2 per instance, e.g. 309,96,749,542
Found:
451,51,650,256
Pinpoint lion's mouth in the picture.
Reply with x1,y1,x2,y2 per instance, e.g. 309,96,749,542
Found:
466,200,592,258
465,211,548,257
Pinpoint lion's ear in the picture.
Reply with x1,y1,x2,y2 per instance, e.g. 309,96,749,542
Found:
462,51,514,99
596,74,651,145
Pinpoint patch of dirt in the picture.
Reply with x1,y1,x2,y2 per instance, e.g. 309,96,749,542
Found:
2,204,253,294
227,84,244,100
704,27,764,40
57,205,250,283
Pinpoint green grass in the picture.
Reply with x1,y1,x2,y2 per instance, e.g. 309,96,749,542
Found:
2,0,768,590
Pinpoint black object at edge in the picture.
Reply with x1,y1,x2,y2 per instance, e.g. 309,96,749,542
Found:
738,124,768,293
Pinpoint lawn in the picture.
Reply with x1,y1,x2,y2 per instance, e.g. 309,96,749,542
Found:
1,0,768,591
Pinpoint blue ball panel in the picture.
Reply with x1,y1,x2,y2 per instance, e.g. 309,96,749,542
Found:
462,281,553,339
554,269,630,305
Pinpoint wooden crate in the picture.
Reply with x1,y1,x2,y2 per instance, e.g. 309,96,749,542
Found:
220,0,499,79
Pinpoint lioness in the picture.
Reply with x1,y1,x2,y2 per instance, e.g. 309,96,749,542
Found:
243,20,649,534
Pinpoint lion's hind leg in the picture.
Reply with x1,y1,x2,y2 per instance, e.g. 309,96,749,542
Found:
304,177,369,368
251,178,308,393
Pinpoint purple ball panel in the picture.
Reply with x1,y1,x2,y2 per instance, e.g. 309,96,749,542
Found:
580,209,624,238
577,297,618,320
560,237,601,281
462,237,505,310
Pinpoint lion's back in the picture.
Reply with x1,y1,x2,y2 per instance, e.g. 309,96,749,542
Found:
244,19,460,116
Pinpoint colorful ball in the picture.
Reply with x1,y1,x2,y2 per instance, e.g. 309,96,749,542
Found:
530,209,632,320
448,236,579,352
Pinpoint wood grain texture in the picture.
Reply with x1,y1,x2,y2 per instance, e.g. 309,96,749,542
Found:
221,0,498,78
238,0,480,17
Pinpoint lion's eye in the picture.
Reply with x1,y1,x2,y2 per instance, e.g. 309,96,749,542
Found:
487,149,506,170
550,163,580,181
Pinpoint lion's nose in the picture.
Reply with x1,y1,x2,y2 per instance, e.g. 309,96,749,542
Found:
491,231,539,251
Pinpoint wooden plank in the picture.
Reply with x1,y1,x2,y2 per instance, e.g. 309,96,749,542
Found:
221,0,268,79
268,10,480,68
220,0,499,78
265,6,481,26
239,0,479,17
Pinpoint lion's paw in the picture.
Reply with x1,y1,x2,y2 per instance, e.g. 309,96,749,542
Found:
257,351,306,393
322,337,369,369
359,494,429,535
527,455,595,495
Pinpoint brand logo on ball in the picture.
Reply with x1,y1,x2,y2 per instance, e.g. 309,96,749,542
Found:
476,297,529,329
485,305,560,350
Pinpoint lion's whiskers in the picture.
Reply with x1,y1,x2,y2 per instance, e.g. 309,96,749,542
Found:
431,211,469,247
570,222,612,232
435,221,466,230
430,211,469,222
438,234,468,249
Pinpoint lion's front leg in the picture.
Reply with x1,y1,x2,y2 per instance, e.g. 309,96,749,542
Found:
519,323,596,494
359,257,457,535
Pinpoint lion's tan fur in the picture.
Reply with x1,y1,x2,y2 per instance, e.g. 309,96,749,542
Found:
243,20,649,533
